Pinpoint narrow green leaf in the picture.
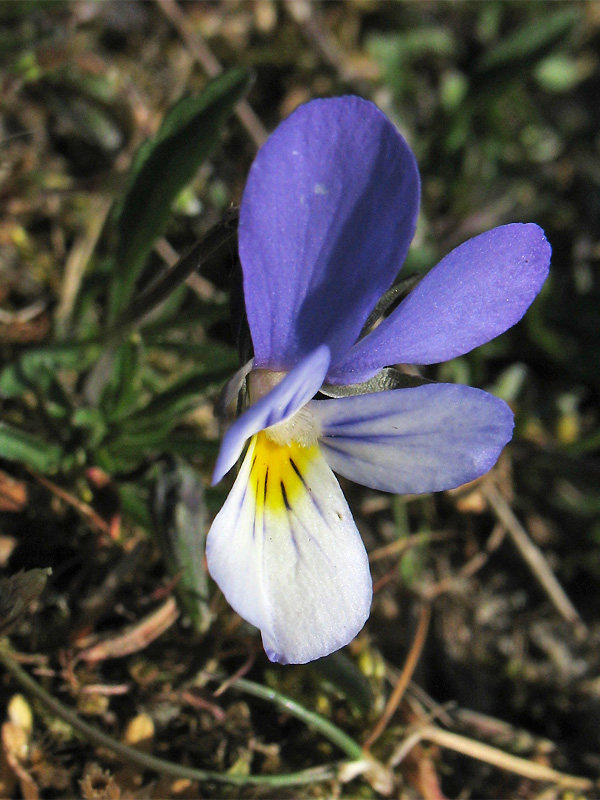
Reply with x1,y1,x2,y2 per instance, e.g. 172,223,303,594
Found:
103,424,175,455
0,423,63,473
99,337,144,422
109,68,251,320
474,9,579,78
147,434,219,460
151,458,211,633
118,484,153,530
124,365,236,429
0,568,53,636
0,341,101,399
98,432,219,475
98,365,230,465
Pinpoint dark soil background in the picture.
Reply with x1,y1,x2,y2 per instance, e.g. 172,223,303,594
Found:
1,2,600,798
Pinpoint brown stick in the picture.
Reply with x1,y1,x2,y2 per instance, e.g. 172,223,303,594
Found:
483,482,587,637
26,469,111,537
156,0,268,148
390,725,593,791
363,603,431,751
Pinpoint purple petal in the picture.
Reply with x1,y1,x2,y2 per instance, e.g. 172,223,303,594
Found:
311,383,514,494
328,223,551,383
211,345,330,484
239,95,420,370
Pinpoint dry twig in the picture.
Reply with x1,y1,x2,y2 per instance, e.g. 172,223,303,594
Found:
26,469,111,538
363,603,431,751
483,482,587,637
390,725,593,792
156,0,268,148
77,596,179,662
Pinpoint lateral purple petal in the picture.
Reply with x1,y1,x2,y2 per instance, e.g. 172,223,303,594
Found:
239,96,420,370
328,223,551,383
311,383,514,494
211,345,330,484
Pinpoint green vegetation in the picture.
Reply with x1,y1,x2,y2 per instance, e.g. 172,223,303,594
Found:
0,3,598,797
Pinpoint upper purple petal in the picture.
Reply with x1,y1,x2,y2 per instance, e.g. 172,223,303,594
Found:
328,223,551,383
239,95,420,370
211,345,330,484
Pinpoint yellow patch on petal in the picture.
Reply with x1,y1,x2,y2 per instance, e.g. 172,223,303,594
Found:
249,431,318,519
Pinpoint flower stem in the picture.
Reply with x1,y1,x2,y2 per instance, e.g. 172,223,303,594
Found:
227,677,365,761
0,641,338,788
106,207,239,345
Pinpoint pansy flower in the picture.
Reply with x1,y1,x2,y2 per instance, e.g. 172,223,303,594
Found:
206,96,551,665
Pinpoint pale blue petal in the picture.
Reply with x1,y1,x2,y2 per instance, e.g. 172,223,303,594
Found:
239,96,420,370
328,224,551,383
311,383,514,494
211,345,330,484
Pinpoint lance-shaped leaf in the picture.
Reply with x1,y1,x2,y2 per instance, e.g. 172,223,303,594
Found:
109,68,251,320
151,458,211,633
108,358,239,452
0,423,63,473
0,569,52,637
99,336,144,423
472,8,579,91
0,341,100,400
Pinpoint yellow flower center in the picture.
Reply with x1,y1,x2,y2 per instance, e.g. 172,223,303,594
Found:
249,431,318,517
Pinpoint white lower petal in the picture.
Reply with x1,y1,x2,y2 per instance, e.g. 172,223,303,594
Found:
206,432,372,665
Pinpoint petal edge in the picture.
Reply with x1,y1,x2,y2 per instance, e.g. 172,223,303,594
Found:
329,223,551,382
207,432,372,664
240,95,420,368
312,383,514,494
212,345,330,484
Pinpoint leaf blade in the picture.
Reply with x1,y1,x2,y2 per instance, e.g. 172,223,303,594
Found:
109,68,251,320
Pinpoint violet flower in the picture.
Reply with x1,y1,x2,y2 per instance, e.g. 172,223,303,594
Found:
206,96,551,665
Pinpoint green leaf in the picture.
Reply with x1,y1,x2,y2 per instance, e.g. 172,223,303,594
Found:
98,431,219,476
109,68,251,321
71,407,108,450
148,434,220,461
535,54,585,93
99,337,144,422
0,568,53,636
98,365,232,467
151,458,212,633
103,423,176,456
474,9,579,79
0,423,63,473
125,363,237,428
0,341,100,399
118,484,153,530
366,28,455,102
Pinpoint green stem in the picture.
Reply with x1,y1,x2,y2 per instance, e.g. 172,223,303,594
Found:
106,207,239,345
83,209,239,405
228,677,365,761
0,642,338,788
